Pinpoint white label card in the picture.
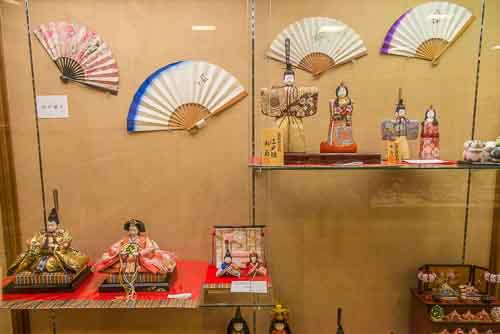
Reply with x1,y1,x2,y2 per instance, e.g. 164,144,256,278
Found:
230,281,268,294
36,95,69,119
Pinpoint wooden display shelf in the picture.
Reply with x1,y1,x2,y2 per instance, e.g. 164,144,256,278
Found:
0,260,207,310
410,289,500,334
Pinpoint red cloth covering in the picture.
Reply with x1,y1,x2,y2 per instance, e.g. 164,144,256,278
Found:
1,260,207,302
204,264,269,284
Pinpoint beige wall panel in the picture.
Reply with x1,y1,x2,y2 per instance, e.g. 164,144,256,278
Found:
255,0,494,333
0,0,498,334
25,0,251,262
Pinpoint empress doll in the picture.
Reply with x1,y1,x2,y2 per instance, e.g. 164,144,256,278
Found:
246,252,267,277
419,106,440,159
320,82,357,153
216,249,241,277
8,207,89,275
93,219,176,275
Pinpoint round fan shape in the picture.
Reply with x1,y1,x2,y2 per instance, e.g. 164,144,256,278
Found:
127,60,247,132
380,1,475,64
267,17,367,76
33,21,119,94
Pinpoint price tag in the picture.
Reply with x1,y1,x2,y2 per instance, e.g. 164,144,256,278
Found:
230,281,268,294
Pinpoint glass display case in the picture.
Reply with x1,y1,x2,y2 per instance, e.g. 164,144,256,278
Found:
0,0,499,333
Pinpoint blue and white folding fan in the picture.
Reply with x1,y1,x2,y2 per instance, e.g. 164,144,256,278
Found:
381,1,474,65
127,61,247,132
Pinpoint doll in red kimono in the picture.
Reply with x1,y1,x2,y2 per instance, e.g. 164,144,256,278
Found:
270,304,292,334
419,106,440,159
93,219,177,275
246,252,267,277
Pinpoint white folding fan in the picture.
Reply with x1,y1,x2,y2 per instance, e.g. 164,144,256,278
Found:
267,17,367,76
380,2,475,65
127,60,247,132
33,21,119,94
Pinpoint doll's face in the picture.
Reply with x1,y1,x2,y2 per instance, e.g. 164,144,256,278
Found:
250,255,257,263
224,256,232,264
47,220,58,233
283,74,295,85
233,322,243,331
128,225,139,237
426,110,435,120
275,323,285,331
337,86,347,97
398,108,406,117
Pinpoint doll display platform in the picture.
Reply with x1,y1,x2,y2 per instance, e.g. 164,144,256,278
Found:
0,260,207,309
97,268,176,292
204,264,271,290
284,152,381,165
410,289,500,334
2,265,91,294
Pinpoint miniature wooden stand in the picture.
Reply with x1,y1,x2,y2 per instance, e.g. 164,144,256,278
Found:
284,152,381,165
98,270,175,292
3,266,91,294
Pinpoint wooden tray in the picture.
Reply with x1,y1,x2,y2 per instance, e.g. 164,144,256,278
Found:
284,152,381,165
2,266,91,294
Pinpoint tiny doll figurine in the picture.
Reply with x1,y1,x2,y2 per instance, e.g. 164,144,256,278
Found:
261,38,319,153
320,82,357,153
216,248,241,277
227,307,250,334
269,304,292,334
420,105,440,159
246,251,267,277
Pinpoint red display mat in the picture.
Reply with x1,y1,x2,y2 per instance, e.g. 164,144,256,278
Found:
0,260,208,309
204,264,271,289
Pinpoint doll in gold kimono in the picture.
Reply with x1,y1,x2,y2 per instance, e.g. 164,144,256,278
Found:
261,38,319,153
7,207,89,275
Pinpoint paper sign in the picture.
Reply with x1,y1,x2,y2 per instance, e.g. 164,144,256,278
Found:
36,95,69,119
230,281,268,294
261,128,284,166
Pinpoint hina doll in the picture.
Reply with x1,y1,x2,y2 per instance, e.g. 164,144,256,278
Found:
216,249,241,277
8,206,89,275
93,219,177,275
269,304,292,334
419,106,440,159
246,252,267,277
381,89,419,162
261,38,319,153
320,82,357,153
227,307,250,334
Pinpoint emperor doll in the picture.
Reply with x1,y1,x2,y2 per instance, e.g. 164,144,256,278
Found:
320,82,357,153
381,89,419,162
261,38,319,153
5,190,90,292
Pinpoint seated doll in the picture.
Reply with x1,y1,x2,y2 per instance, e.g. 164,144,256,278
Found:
93,219,177,291
216,249,241,278
9,208,89,275
246,252,267,277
